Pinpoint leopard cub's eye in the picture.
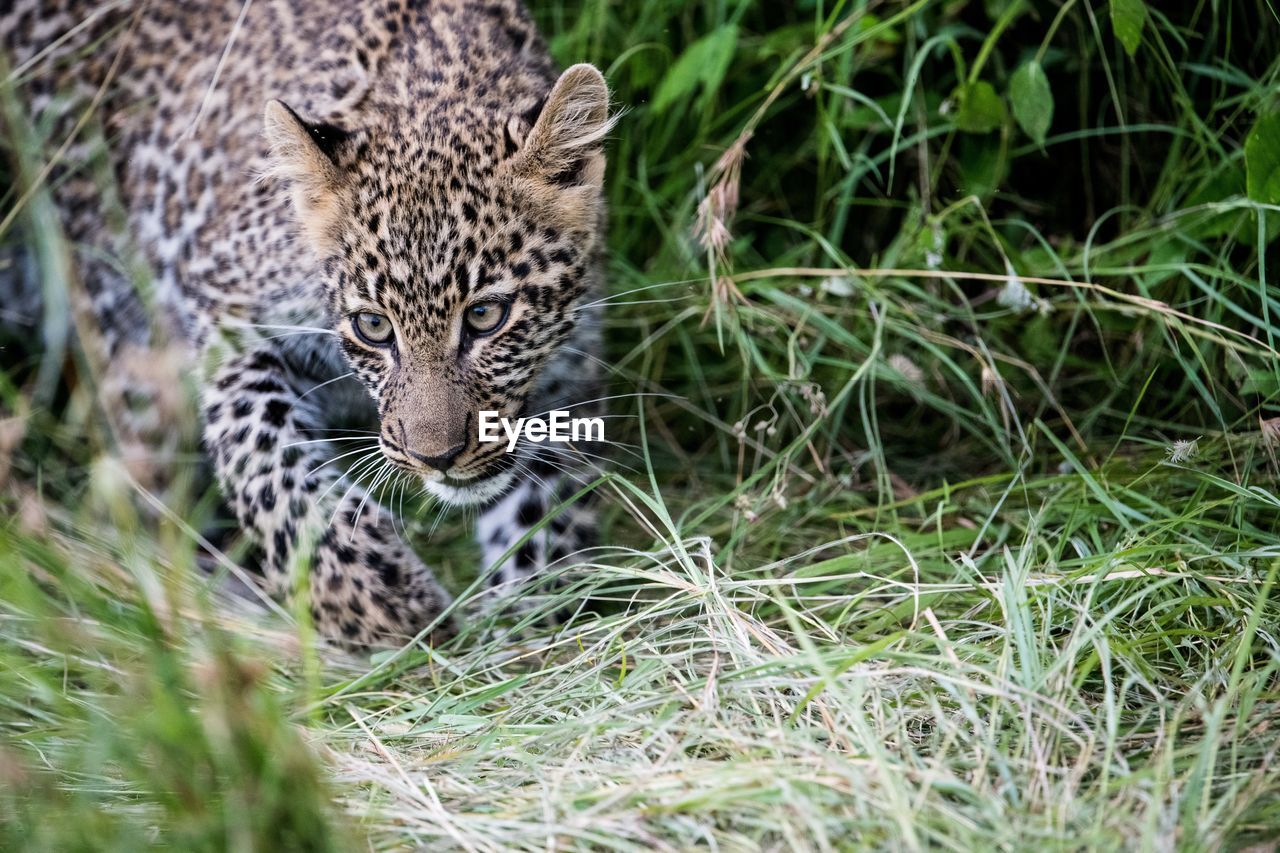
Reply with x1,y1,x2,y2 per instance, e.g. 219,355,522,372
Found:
353,312,394,345
464,300,509,335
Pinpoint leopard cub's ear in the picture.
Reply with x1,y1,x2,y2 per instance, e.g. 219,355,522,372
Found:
263,100,350,251
515,63,613,190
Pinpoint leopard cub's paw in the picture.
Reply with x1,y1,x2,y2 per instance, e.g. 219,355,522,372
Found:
308,523,455,647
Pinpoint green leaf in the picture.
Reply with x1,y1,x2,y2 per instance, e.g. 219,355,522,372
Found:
1246,112,1280,205
651,25,738,114
1141,240,1187,288
956,134,1006,197
854,12,902,45
1240,367,1280,398
951,81,1006,134
1184,161,1248,240
1111,0,1146,56
984,0,1021,19
1009,61,1053,146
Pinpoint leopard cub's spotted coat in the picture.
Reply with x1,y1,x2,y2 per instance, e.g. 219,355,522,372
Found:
2,0,612,644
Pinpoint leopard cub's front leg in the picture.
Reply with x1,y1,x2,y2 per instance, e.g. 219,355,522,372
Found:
476,463,598,604
203,342,453,646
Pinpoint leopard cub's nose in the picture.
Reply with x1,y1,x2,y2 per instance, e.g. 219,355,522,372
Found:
408,441,466,472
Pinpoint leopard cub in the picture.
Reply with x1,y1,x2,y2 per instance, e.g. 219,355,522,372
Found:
2,0,612,645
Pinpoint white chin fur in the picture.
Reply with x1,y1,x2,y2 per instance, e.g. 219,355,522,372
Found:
422,467,517,507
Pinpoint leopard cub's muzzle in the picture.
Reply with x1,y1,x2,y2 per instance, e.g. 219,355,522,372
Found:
378,370,473,472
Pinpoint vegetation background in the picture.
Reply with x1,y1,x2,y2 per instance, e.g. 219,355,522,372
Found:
3,0,1280,848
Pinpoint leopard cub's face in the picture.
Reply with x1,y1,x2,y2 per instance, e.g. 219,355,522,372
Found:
265,65,610,505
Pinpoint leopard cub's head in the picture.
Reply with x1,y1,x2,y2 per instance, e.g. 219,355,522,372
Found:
264,65,611,505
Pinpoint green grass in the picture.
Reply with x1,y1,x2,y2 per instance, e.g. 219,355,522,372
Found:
4,0,1280,848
